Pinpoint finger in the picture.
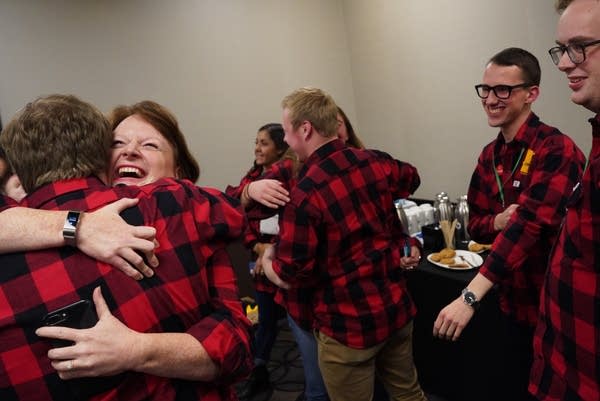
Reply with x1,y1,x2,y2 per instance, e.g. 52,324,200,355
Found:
108,197,139,213
445,324,456,339
452,326,463,341
126,239,158,273
52,358,76,372
36,325,71,341
432,318,442,337
145,251,159,269
110,256,144,280
436,320,450,339
93,286,111,320
262,200,279,209
132,225,157,241
119,249,154,278
267,195,287,207
272,183,289,196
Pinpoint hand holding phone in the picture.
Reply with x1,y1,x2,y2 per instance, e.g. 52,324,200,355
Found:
39,294,124,398
42,299,98,348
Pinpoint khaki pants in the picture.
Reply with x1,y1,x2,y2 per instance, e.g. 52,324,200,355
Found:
316,321,426,401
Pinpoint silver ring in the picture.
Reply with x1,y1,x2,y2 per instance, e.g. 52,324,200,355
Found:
66,360,74,370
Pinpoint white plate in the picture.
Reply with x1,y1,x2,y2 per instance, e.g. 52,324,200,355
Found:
467,240,492,254
427,250,483,271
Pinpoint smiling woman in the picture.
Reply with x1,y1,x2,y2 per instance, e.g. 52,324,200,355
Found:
108,101,200,185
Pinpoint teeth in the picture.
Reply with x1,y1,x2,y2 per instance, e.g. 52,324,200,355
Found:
118,167,142,178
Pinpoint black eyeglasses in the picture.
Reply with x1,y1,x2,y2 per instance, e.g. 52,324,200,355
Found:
474,83,532,100
548,39,600,65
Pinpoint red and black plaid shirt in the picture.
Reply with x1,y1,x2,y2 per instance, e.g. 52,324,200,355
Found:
468,113,585,327
225,165,262,201
242,158,320,330
226,164,282,294
529,115,600,401
0,176,252,401
272,139,420,348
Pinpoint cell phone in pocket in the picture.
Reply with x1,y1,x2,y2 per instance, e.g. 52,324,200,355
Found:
42,299,98,347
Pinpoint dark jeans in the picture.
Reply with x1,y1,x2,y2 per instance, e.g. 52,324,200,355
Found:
254,290,283,364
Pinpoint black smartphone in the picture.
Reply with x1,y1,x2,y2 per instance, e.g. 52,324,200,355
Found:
42,299,98,347
41,299,124,399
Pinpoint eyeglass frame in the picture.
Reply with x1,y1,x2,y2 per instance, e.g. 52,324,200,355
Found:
548,39,600,65
474,83,533,100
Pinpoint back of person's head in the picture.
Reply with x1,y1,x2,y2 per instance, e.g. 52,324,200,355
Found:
556,0,575,12
109,100,200,182
281,87,339,138
488,47,541,86
0,146,12,190
337,106,365,149
0,94,112,193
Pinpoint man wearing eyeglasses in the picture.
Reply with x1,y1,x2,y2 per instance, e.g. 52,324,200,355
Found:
529,1,600,400
434,47,585,401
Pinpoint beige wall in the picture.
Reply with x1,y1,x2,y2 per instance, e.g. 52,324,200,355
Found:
343,0,592,200
0,0,592,200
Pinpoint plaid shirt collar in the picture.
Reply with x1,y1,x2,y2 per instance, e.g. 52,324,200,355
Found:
298,138,345,179
23,176,106,209
494,112,539,150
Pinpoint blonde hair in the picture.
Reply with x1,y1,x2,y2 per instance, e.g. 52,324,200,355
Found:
281,87,338,138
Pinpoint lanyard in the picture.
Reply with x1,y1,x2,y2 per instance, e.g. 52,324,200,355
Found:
493,146,525,208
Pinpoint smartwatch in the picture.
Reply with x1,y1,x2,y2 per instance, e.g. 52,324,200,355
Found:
63,210,82,246
461,287,480,310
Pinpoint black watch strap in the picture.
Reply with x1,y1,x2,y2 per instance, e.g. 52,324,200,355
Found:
461,287,480,310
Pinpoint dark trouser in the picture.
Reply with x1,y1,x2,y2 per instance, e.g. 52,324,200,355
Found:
254,290,283,364
500,315,537,401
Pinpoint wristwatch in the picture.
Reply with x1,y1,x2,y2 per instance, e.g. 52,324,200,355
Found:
461,287,480,310
63,210,82,246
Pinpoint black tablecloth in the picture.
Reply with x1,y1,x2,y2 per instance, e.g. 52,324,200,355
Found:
407,252,525,401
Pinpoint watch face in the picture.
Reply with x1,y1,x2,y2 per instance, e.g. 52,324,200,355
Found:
464,291,476,305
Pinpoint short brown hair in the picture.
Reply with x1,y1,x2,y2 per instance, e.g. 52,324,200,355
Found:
109,101,200,182
281,87,339,138
0,94,112,193
488,47,541,86
556,0,574,12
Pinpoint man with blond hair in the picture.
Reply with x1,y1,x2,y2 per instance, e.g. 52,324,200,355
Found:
263,87,426,401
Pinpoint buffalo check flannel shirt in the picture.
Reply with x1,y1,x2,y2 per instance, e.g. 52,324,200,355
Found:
225,164,283,294
529,115,600,401
272,139,420,348
0,176,252,401
242,158,320,330
467,113,585,327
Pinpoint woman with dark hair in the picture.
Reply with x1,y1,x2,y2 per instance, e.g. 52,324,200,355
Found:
225,123,292,398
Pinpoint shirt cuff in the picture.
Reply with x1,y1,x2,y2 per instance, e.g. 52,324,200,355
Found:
187,314,252,382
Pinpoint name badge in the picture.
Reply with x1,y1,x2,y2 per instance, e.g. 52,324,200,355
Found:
513,180,520,188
